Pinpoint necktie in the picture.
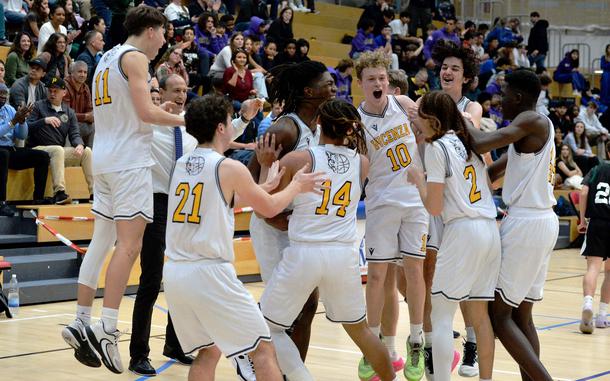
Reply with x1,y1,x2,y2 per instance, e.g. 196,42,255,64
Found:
174,126,183,160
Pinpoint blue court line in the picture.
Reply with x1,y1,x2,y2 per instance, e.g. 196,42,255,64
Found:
574,369,610,381
536,319,581,331
135,359,176,380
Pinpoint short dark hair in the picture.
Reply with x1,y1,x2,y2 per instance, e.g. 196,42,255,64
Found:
84,30,100,46
123,6,167,37
220,14,234,23
49,3,64,16
464,20,475,29
445,15,458,23
538,73,552,86
382,9,394,19
183,26,194,35
399,10,411,19
432,40,479,91
185,95,233,144
357,18,375,31
477,91,492,104
505,69,541,101
530,11,540,17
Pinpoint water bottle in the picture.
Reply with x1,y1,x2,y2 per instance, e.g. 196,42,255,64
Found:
7,274,19,317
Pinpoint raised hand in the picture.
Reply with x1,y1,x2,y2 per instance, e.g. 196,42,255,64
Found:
263,160,287,192
255,133,283,167
406,164,425,188
292,163,328,194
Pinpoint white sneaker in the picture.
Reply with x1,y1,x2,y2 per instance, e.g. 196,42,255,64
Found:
232,354,256,381
595,314,609,329
85,321,124,374
61,319,101,368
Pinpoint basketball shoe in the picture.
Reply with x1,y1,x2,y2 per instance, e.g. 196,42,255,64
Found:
85,320,124,373
595,314,609,329
61,319,101,368
404,336,425,381
358,357,381,381
458,341,478,377
232,354,256,381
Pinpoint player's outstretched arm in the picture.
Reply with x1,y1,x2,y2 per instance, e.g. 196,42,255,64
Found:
122,51,185,127
467,110,542,154
221,158,326,218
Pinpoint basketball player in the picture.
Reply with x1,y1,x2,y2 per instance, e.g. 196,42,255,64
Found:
260,99,398,381
468,69,559,381
411,40,485,379
163,94,325,381
578,141,610,333
407,91,499,381
355,50,428,381
246,60,337,367
61,7,187,374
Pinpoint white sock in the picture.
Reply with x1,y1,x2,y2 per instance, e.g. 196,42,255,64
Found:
76,305,92,325
101,307,119,332
583,295,594,311
599,302,608,317
409,324,423,344
424,331,433,348
465,326,476,343
382,335,398,360
370,325,381,338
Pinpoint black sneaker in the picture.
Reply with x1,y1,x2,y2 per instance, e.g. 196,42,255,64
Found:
458,341,479,377
33,198,53,205
163,346,194,365
424,346,434,380
129,358,157,377
0,202,14,217
54,190,71,205
89,194,94,203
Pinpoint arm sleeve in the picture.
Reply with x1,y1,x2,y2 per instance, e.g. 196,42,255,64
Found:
5,53,18,86
0,110,13,137
26,103,46,131
425,142,448,184
423,35,435,60
8,83,25,109
14,121,28,140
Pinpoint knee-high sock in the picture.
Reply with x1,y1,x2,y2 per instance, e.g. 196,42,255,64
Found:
269,326,313,381
78,218,117,289
430,296,458,381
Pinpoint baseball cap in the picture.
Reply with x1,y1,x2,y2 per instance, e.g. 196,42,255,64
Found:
28,58,47,71
47,77,66,89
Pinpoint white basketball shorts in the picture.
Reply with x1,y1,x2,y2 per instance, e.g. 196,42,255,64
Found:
91,167,153,222
249,214,290,282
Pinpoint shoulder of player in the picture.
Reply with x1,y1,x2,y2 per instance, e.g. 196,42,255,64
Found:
466,101,482,115
120,50,148,77
280,150,313,172
395,94,416,109
512,110,547,130
265,116,299,146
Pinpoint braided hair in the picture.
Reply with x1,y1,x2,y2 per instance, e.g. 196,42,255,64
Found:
318,99,368,155
269,60,328,117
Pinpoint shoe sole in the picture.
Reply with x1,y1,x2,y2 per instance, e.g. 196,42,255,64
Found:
85,326,123,374
62,327,102,368
55,197,72,205
128,368,157,377
458,365,479,377
580,309,594,334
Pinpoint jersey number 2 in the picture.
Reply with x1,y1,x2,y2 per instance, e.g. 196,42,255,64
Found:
172,182,204,224
463,165,481,204
315,180,352,217
94,68,112,106
595,182,610,205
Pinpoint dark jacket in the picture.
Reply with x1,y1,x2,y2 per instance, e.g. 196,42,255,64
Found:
9,76,47,109
26,99,83,147
267,19,293,51
527,19,549,55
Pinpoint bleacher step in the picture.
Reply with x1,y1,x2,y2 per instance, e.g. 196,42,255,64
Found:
554,220,571,249
3,251,80,282
0,234,37,245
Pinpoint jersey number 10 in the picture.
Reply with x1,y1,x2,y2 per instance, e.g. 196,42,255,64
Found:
94,68,112,106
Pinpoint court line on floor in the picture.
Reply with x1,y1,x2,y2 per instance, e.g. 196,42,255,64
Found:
546,274,584,282
135,359,176,381
126,295,169,314
537,319,581,331
0,313,67,323
574,370,610,381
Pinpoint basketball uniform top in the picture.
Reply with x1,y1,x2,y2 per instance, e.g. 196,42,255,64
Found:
282,112,321,151
165,148,235,262
456,96,471,113
502,114,556,209
91,44,154,175
583,162,610,220
359,95,423,210
426,133,496,223
289,145,361,244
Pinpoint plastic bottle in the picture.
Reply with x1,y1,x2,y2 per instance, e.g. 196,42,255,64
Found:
7,274,19,317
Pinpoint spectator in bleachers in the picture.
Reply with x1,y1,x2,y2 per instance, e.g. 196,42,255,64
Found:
328,58,353,104
407,0,434,37
2,0,27,28
556,143,584,190
536,73,551,116
477,91,492,117
9,58,48,108
0,60,5,85
142,0,167,11
399,38,424,76
194,12,224,56
485,71,504,96
243,16,267,47
258,99,282,137
527,11,549,74
549,101,571,136
61,0,82,55
358,0,391,36
274,37,298,65
387,68,408,96
91,0,111,39
261,39,278,70
374,25,398,70
513,43,530,68
37,4,71,55
180,26,207,89
156,44,189,85
578,102,608,157
26,76,93,204
267,7,293,52
564,120,600,176
463,20,476,36
39,32,71,83
464,75,481,101
87,15,106,37
423,16,460,63
0,83,50,213
235,0,268,25
600,44,610,107
349,18,376,59
150,21,175,70
209,31,243,81
244,35,268,98
75,30,103,85
164,0,191,31
189,0,225,22
484,17,522,49
220,14,235,35
389,10,410,41
553,49,587,96
407,67,429,101
471,31,486,60
25,0,50,45
223,48,254,112
296,38,310,62
63,61,93,147
150,87,161,106
6,32,35,86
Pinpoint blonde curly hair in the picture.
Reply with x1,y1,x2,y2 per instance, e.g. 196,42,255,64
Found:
354,50,391,80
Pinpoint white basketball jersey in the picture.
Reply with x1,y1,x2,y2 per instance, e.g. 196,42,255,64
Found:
359,95,423,209
92,44,154,175
282,112,320,151
456,96,471,113
502,114,556,209
165,148,235,262
289,145,361,244
425,134,496,223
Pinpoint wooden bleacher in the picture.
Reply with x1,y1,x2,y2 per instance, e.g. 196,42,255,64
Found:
8,167,90,202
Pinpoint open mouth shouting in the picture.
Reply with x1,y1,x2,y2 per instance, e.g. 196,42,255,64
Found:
373,90,383,99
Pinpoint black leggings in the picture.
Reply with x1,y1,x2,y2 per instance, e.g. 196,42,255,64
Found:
0,146,50,201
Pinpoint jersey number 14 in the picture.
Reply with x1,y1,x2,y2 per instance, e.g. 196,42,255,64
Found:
315,180,352,217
